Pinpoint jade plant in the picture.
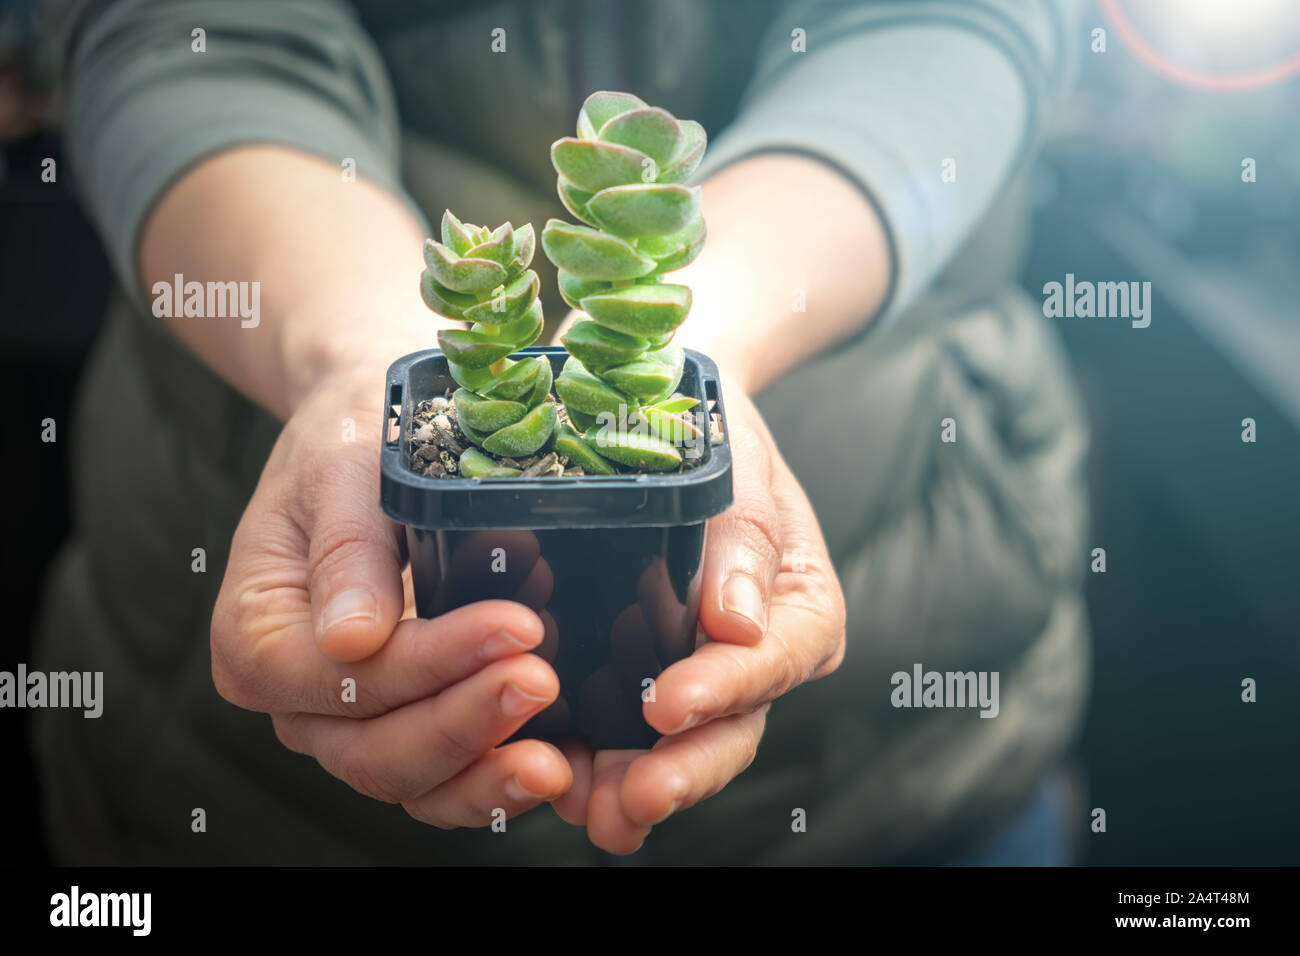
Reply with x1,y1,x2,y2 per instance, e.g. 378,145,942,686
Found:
541,91,708,473
421,212,556,477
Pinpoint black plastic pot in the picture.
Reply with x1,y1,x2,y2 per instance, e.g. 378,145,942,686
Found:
380,346,733,749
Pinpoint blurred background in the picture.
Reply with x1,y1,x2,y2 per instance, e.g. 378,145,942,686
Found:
2,0,1297,865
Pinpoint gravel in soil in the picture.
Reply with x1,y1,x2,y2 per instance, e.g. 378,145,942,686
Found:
406,389,713,479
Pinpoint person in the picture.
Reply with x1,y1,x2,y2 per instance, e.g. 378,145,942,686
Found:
31,0,1088,865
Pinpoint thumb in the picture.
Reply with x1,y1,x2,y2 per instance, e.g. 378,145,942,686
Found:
697,396,783,647
306,455,407,663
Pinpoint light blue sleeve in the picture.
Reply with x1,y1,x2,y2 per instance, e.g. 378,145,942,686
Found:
44,0,424,306
694,0,1081,332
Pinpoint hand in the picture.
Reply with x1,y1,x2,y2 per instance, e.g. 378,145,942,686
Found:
539,153,870,851
209,364,574,827
550,388,847,853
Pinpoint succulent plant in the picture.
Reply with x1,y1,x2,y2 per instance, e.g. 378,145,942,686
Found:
542,92,708,474
421,212,557,475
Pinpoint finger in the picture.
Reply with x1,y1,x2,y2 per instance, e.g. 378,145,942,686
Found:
225,599,546,717
550,740,593,826
618,709,767,827
585,749,649,855
767,452,846,681
645,457,844,735
402,739,572,829
272,653,558,804
698,396,784,647
301,451,407,662
211,483,315,712
644,585,842,735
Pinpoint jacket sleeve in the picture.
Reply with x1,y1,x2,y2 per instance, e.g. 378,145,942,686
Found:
40,0,421,301
694,0,1081,332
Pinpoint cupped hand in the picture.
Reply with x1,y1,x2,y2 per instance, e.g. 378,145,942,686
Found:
209,366,573,827
551,388,847,853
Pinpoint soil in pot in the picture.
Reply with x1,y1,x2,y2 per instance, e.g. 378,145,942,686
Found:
405,390,712,482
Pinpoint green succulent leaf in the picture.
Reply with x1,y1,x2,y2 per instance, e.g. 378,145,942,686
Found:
447,360,496,393
477,357,539,401
441,210,478,256
643,329,676,350
578,283,691,338
586,184,700,238
566,408,600,433
461,270,539,324
541,220,655,280
458,447,523,479
643,341,684,366
600,362,674,401
560,318,649,372
557,177,600,228
470,298,543,350
457,419,492,448
420,271,477,319
640,344,686,403
465,222,515,268
481,401,558,457
577,91,647,140
554,358,635,418
555,425,618,475
436,329,517,369
551,138,652,193
521,355,554,408
597,107,682,168
557,270,610,310
657,120,707,184
638,217,707,274
423,239,508,294
452,388,527,433
601,345,684,400
638,406,703,445
583,427,683,471
510,223,535,271
649,236,705,274
647,396,699,414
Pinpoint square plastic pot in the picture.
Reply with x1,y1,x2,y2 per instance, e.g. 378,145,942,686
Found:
380,346,733,749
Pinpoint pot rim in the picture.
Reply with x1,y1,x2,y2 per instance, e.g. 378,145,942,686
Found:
380,346,733,530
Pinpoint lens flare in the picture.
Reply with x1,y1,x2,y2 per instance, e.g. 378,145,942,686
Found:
1100,0,1300,91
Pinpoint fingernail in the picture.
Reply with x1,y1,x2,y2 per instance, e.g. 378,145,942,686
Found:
500,681,551,718
321,588,377,633
671,708,703,734
653,784,687,823
504,775,548,803
480,628,536,661
722,574,766,634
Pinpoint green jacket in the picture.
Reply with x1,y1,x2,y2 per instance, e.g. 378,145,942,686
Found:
33,0,1089,864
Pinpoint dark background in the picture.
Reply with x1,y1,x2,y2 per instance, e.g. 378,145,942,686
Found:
3,2,1298,865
